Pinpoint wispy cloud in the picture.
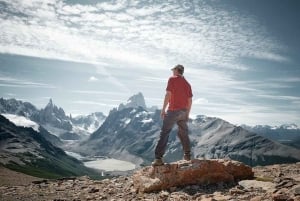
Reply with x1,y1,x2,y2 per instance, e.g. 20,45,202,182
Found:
256,94,300,101
0,0,289,70
1,0,298,126
72,100,117,107
0,75,56,88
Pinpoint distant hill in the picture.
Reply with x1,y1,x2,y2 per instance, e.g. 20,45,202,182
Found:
241,124,300,149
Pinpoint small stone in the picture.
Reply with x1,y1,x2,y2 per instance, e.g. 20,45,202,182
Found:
99,195,107,200
274,178,282,183
277,172,284,177
229,188,245,195
159,190,169,198
250,196,263,201
272,193,292,201
290,185,300,196
88,187,99,193
169,186,177,192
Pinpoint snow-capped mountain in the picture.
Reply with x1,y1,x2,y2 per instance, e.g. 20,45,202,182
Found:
0,114,95,178
117,92,158,112
2,94,300,168
241,124,300,149
118,92,147,111
78,106,159,165
71,112,106,134
77,98,300,167
0,98,39,118
0,98,106,140
34,98,72,131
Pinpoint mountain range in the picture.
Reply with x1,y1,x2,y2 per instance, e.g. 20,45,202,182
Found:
0,97,106,141
241,124,300,149
1,93,300,177
75,93,300,167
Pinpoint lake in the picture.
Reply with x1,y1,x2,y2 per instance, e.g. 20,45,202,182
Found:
84,158,136,171
66,151,136,171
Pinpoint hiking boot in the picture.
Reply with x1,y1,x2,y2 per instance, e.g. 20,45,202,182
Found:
152,158,164,166
183,154,191,161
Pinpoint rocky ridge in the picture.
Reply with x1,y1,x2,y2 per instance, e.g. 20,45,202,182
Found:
1,161,299,201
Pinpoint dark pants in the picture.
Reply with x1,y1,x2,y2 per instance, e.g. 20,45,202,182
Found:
154,109,191,159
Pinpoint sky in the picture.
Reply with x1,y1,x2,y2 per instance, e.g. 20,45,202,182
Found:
0,0,300,126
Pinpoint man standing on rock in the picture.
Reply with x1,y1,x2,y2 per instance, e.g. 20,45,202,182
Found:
152,64,193,166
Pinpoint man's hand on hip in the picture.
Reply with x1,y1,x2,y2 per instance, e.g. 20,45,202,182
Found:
160,110,166,119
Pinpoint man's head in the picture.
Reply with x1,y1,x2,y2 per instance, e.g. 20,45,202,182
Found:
171,64,184,75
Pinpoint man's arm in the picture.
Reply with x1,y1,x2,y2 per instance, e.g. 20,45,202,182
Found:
186,97,192,120
161,91,171,119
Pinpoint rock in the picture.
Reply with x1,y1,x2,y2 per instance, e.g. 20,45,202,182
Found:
132,159,253,193
1,162,299,200
290,185,300,196
276,178,295,188
229,188,245,195
272,193,294,201
250,196,264,201
239,180,276,192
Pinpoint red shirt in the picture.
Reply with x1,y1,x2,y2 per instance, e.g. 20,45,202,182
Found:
166,75,193,111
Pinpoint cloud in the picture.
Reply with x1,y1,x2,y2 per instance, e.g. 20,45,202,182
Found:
0,75,56,88
1,0,298,126
96,0,128,12
249,51,291,63
88,76,98,82
256,94,300,101
137,76,166,83
193,98,209,105
0,0,290,70
72,100,117,107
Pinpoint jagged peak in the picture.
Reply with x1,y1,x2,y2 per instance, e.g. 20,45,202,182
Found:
118,92,147,111
46,98,54,108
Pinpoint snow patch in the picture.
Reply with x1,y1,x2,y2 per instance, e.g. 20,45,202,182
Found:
65,151,85,160
1,113,40,132
141,118,153,124
120,117,131,125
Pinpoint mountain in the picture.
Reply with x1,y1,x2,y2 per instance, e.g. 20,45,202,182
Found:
0,98,106,140
33,98,73,131
1,113,62,147
71,112,106,134
241,124,300,149
0,98,39,118
117,92,158,112
78,106,160,164
0,114,97,179
78,104,300,167
118,92,147,111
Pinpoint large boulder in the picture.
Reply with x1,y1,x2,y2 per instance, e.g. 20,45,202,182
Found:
133,159,254,193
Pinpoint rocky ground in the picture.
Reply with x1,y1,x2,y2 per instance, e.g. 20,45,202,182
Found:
0,162,300,201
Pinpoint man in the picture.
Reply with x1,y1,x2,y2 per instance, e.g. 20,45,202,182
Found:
152,64,193,166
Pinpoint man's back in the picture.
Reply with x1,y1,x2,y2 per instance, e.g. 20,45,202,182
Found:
167,75,192,111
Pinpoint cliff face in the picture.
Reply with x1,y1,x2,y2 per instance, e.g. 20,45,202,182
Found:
0,161,299,201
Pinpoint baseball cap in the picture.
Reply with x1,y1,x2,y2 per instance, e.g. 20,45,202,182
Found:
171,64,184,73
